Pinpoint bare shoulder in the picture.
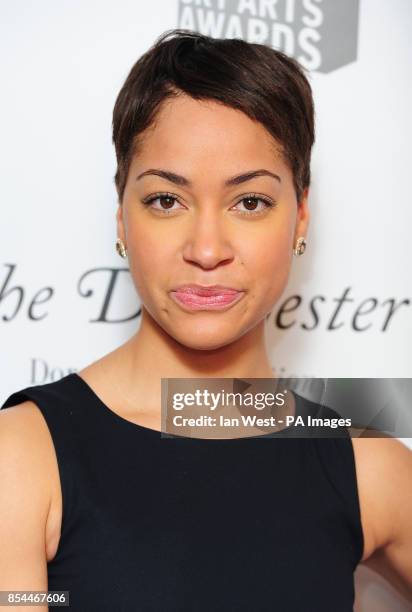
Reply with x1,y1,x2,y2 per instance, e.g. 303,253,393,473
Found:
0,399,58,510
1,397,43,421
350,434,412,601
0,398,53,454
350,434,412,559
0,400,57,595
1,397,59,444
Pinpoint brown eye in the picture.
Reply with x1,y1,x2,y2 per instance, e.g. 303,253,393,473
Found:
233,195,275,216
157,195,175,209
242,197,260,210
142,193,184,214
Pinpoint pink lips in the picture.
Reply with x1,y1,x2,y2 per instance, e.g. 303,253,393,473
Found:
170,284,245,311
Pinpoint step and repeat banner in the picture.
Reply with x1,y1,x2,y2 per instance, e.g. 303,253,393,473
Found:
1,1,411,610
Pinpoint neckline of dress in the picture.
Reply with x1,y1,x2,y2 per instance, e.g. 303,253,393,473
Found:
69,372,303,440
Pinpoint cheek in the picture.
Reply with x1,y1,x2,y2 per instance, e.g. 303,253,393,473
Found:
243,226,292,304
126,229,172,299
245,223,291,275
252,241,287,271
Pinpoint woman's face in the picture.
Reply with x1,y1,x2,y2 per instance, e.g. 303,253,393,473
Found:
117,93,309,350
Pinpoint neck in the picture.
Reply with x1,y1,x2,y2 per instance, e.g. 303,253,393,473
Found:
107,307,276,414
133,307,274,376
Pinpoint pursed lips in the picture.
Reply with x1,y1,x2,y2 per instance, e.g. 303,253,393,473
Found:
170,284,245,309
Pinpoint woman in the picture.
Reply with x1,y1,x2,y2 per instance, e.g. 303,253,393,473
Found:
1,28,411,611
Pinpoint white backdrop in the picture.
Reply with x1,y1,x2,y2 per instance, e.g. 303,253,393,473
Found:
1,1,411,609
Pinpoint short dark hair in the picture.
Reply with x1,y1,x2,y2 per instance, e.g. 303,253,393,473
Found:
112,28,315,205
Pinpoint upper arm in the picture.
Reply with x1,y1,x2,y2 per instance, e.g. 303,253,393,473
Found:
359,437,412,603
0,401,52,610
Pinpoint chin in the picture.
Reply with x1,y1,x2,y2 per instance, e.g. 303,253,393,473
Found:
171,321,244,352
177,335,237,351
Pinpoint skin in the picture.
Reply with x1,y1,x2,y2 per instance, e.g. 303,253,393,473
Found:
103,93,309,428
119,94,305,352
0,92,411,606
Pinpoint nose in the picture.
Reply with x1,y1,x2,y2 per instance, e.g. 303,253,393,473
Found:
182,207,235,270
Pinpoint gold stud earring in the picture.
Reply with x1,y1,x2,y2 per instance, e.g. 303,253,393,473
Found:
115,238,127,259
293,237,307,256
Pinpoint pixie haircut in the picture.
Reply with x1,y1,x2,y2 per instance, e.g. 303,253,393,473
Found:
112,28,315,205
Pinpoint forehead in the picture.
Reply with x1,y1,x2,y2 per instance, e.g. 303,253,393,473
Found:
133,94,282,167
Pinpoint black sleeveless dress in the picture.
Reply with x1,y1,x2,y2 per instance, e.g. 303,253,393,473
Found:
1,373,364,611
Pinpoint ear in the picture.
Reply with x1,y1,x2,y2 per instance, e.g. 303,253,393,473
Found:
116,204,126,245
294,187,310,243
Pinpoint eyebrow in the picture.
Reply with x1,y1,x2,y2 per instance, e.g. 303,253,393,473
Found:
136,168,281,187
